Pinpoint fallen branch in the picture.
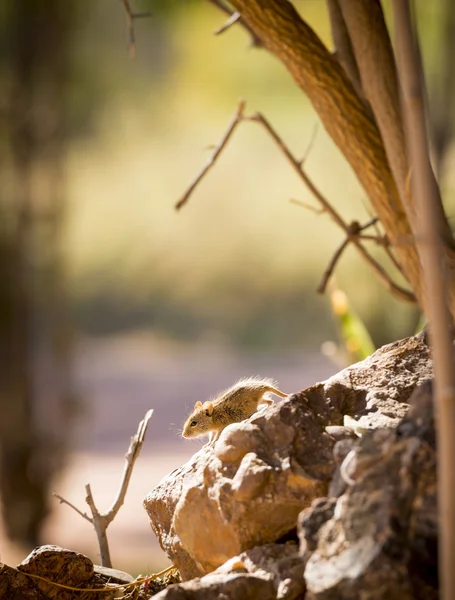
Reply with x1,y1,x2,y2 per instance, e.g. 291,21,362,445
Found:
54,409,153,568
175,101,416,303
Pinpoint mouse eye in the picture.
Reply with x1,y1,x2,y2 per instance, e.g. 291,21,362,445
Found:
190,420,197,427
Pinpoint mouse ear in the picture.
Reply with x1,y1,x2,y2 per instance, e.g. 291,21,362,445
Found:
194,401,203,409
203,401,213,416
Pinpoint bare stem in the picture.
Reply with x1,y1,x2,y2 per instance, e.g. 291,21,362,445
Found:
246,112,416,303
52,493,92,523
175,100,246,210
208,0,263,47
104,409,153,525
54,409,154,568
121,0,150,59
174,100,415,302
393,3,455,599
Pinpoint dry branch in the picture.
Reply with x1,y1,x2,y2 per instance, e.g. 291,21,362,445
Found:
214,11,241,36
208,0,263,46
175,100,415,303
317,218,379,294
175,100,246,210
53,409,153,568
226,0,425,306
393,3,455,599
121,0,150,59
246,112,415,303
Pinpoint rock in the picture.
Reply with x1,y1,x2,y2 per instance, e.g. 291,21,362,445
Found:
19,544,94,583
0,545,139,599
298,498,336,557
145,396,332,579
153,573,276,600
144,331,434,580
153,541,305,600
301,380,438,600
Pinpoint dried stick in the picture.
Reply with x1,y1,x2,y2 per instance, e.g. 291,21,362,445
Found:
317,218,378,294
394,3,455,599
290,198,324,215
175,101,415,303
175,100,246,210
121,0,150,59
299,123,318,167
53,409,153,568
214,11,241,36
318,237,350,294
245,112,416,303
208,0,263,47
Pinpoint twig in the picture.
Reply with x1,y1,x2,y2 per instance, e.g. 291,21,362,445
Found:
175,100,246,210
318,237,350,294
245,112,416,303
290,198,324,215
299,123,318,167
85,483,112,568
317,218,378,294
360,195,405,274
53,493,91,523
214,11,241,36
208,0,263,47
53,409,154,568
121,0,150,59
175,101,416,303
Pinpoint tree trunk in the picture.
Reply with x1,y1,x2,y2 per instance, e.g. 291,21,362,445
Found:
228,0,455,314
0,0,76,546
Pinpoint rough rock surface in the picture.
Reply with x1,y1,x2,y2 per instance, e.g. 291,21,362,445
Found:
300,380,437,600
0,544,167,599
154,541,305,599
144,331,435,580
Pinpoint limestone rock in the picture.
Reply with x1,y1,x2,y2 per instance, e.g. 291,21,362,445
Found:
301,380,437,600
144,331,434,580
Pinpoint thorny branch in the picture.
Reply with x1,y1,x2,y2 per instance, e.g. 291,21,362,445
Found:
53,409,153,568
175,100,416,303
121,0,150,59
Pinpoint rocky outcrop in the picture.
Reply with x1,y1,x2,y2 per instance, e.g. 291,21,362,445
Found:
153,542,305,600
301,380,437,600
144,330,436,585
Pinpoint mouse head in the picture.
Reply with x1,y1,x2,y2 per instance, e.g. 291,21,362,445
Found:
182,400,214,438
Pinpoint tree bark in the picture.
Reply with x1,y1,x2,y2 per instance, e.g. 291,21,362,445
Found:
337,0,454,251
227,0,455,312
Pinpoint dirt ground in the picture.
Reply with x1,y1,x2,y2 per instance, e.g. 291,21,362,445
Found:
0,334,335,574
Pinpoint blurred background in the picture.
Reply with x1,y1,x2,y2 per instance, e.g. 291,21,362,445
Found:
0,0,453,575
